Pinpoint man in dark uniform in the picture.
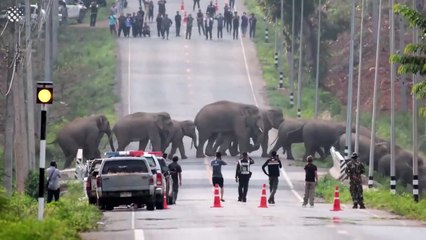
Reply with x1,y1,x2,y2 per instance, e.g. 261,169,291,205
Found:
206,1,216,18
303,155,318,207
175,11,182,37
235,152,254,202
232,11,239,40
193,0,200,10
186,14,194,39
204,17,213,40
215,13,224,39
168,156,182,204
117,13,126,37
211,152,227,202
156,13,163,37
161,14,173,40
158,0,166,17
249,13,257,39
197,9,205,36
224,4,232,33
262,151,282,204
345,152,366,209
89,1,98,27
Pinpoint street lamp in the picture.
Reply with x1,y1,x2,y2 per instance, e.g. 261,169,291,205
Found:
36,81,53,220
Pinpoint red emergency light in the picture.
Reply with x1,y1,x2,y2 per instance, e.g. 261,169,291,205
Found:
127,150,164,157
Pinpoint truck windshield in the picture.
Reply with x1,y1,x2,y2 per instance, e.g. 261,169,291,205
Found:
102,160,148,174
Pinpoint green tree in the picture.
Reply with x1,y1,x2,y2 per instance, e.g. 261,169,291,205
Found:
392,4,426,111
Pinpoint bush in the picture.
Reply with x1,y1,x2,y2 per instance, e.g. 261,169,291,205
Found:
25,170,39,199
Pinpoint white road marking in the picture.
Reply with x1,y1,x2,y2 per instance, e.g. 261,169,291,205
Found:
236,5,301,203
337,230,349,235
131,210,135,229
134,229,145,240
127,37,132,114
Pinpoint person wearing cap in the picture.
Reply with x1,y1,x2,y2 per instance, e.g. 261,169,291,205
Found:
211,152,227,202
46,161,61,203
262,151,282,204
345,152,366,209
168,156,182,204
235,152,254,202
302,155,318,207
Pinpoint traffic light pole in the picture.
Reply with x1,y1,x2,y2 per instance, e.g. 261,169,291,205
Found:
38,104,47,220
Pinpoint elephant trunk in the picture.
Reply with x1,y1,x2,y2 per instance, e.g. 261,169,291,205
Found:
190,133,198,150
107,130,115,152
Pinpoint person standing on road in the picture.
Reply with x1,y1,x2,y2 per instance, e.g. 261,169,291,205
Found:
117,13,126,37
158,0,167,17
302,155,318,207
229,0,235,9
124,13,133,37
108,13,117,35
161,14,172,40
249,13,257,39
148,0,154,22
193,0,200,11
156,13,163,37
232,11,240,40
211,152,227,202
204,17,213,40
235,152,254,202
186,14,194,39
345,152,366,209
47,161,61,203
224,4,232,33
175,11,182,37
241,12,248,37
168,156,182,204
214,13,224,39
89,1,99,27
196,9,205,36
206,1,216,18
262,151,282,204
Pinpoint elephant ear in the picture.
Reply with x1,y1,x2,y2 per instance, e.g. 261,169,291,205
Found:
240,106,259,127
96,115,108,131
155,112,172,130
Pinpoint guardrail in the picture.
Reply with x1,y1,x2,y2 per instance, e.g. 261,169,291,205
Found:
329,146,348,181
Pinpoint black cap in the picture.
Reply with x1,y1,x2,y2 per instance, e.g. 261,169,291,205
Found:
50,160,57,167
351,152,358,159
172,156,179,162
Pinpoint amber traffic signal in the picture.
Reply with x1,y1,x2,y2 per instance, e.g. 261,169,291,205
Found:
36,82,53,104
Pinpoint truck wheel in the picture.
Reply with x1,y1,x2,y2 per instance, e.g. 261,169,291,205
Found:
146,202,155,211
105,204,114,211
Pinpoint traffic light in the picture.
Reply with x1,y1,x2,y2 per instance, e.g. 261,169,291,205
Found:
36,82,53,104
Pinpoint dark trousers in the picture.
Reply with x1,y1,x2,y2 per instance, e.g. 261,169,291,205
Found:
90,13,97,26
193,0,200,10
268,177,279,202
238,175,250,201
197,21,205,35
109,24,117,35
172,182,179,204
233,25,238,39
226,20,232,32
249,26,255,38
217,27,223,38
350,182,364,206
47,188,60,203
157,24,162,37
124,26,131,37
176,24,181,36
118,25,125,36
205,27,212,39
230,0,235,9
161,28,170,39
186,26,192,39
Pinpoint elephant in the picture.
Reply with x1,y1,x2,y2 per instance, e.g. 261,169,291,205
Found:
55,115,115,168
209,108,284,157
112,112,174,151
269,118,308,160
334,133,390,169
194,100,264,158
164,120,198,159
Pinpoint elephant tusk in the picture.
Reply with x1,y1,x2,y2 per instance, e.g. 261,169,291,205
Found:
258,128,263,134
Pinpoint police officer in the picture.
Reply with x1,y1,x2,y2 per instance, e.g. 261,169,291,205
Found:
186,14,194,39
345,152,366,209
232,11,240,40
197,9,205,36
156,13,163,37
168,156,182,204
235,152,254,202
249,13,257,39
206,1,216,18
215,13,224,39
204,17,213,40
262,151,282,204
175,11,182,37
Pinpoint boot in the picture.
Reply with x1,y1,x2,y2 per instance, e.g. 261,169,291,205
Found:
352,203,358,209
359,203,366,209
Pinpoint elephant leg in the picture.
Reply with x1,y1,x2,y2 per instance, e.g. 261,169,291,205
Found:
169,144,178,159
177,140,187,159
229,140,239,156
117,139,131,151
139,139,149,151
261,132,269,157
150,133,162,151
285,145,295,160
218,137,232,156
196,134,208,158
205,135,217,157
64,154,75,169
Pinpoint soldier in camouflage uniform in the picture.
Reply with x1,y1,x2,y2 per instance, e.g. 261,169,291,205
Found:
345,152,366,209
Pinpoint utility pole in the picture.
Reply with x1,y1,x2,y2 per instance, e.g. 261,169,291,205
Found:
368,0,383,188
52,0,59,60
355,0,366,154
45,0,52,83
289,0,295,108
296,0,304,119
412,0,420,202
389,0,396,194
25,0,36,171
314,0,321,118
344,0,356,158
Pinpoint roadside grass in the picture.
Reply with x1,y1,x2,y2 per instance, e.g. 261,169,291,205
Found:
0,182,101,240
46,2,118,166
316,175,426,221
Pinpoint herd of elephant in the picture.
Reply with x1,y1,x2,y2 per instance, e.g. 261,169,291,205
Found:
54,100,426,190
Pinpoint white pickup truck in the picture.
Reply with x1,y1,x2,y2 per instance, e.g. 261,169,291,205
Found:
59,0,87,24
96,157,156,211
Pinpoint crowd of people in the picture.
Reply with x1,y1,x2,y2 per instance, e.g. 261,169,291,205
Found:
105,0,258,40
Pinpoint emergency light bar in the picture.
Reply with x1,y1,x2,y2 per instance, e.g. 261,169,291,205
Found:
104,150,164,158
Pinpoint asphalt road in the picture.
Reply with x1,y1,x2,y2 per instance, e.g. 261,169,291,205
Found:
82,0,426,239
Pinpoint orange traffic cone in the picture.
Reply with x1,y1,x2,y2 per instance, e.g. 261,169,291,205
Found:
258,184,268,208
163,191,169,209
211,184,223,208
330,186,342,211
180,0,184,11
